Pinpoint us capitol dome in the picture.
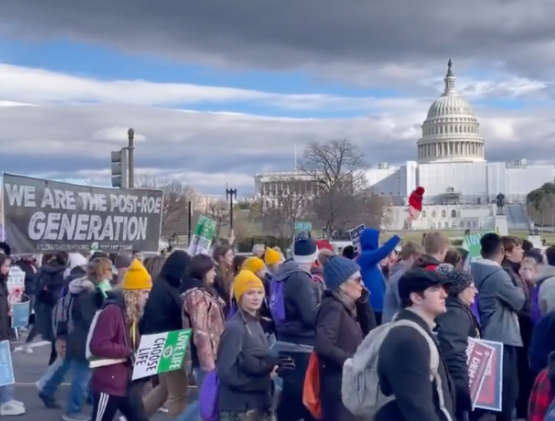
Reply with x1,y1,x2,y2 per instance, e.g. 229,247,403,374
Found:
416,59,485,164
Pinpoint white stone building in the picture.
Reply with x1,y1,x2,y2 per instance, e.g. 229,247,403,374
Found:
368,60,553,207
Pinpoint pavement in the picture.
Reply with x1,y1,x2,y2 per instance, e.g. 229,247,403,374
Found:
8,330,194,420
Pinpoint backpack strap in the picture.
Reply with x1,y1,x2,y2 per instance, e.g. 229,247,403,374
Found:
391,319,453,421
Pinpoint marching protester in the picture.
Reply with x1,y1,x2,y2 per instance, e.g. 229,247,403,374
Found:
33,252,70,365
216,269,293,421
233,255,248,276
252,243,265,259
435,265,479,421
39,257,114,420
264,247,283,275
213,245,235,313
341,245,356,260
178,253,226,421
88,259,152,421
272,232,319,421
528,351,555,421
375,268,456,421
140,250,191,418
0,253,25,416
356,227,401,324
535,245,555,318
314,256,375,421
382,241,423,323
471,233,526,421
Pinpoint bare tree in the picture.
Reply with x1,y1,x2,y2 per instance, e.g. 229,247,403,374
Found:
136,175,196,237
205,199,230,239
299,139,371,237
259,179,311,237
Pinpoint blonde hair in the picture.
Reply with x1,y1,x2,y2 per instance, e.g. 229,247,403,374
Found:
122,289,146,324
87,257,112,283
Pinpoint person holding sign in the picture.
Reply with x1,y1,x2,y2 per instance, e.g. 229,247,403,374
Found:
0,253,26,416
88,259,152,421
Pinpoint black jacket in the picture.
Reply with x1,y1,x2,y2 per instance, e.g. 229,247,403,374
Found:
216,311,277,413
140,251,189,335
36,263,67,306
273,260,319,346
0,276,10,342
315,290,376,421
376,309,456,421
436,297,480,416
62,278,106,362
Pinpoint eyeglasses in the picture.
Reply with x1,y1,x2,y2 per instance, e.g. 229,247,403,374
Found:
349,276,363,284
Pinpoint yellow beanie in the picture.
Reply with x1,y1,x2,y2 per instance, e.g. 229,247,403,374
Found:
233,270,264,302
264,248,282,266
242,257,265,274
122,259,152,290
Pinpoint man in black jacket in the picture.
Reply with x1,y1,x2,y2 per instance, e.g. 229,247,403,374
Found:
376,269,456,421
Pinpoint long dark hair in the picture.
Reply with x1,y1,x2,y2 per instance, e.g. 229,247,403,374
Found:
182,254,217,295
0,254,11,284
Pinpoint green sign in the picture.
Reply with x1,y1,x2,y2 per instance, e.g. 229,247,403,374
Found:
294,221,312,231
188,215,217,256
463,231,493,258
132,329,191,380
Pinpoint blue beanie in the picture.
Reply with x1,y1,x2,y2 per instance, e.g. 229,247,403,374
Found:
323,256,360,290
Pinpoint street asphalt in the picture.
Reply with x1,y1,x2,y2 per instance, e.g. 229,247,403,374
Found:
9,330,194,421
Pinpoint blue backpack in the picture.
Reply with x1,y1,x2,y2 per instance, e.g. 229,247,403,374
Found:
269,279,286,325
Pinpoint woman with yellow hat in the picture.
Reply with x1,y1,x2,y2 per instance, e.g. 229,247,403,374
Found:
216,270,294,421
88,259,152,421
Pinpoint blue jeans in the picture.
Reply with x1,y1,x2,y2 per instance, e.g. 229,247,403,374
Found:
175,368,206,421
42,358,91,415
0,384,13,404
37,357,64,391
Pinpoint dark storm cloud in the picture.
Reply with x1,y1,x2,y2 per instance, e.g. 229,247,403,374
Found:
2,0,555,84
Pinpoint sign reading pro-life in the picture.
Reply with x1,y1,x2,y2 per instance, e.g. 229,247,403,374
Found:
2,173,163,254
132,329,192,380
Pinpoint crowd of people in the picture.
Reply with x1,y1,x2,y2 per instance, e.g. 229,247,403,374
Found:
0,228,554,421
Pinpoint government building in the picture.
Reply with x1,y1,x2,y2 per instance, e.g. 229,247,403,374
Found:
255,61,554,231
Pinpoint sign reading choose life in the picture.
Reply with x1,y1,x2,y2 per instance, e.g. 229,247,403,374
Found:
2,174,163,254
132,329,192,380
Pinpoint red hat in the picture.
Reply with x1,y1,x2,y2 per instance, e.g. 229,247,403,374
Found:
408,187,425,211
316,239,333,252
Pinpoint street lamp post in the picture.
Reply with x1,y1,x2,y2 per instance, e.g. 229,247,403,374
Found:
225,188,237,231
127,128,135,188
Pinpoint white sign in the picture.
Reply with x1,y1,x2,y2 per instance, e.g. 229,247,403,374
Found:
132,330,192,380
7,266,25,304
349,224,366,254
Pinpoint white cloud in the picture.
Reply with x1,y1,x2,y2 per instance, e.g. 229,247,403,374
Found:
0,62,553,194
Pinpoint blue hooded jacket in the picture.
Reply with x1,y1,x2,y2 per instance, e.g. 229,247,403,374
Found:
356,228,401,312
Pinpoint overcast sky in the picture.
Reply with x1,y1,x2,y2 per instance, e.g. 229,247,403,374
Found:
0,0,554,195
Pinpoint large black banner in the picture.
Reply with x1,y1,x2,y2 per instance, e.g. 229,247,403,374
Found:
2,174,163,254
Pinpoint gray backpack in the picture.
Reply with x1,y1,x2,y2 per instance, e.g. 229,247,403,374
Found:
342,319,452,420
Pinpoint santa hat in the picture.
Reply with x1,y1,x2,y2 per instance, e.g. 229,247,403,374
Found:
408,187,425,211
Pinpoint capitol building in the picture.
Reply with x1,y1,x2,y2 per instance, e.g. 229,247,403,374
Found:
255,60,554,231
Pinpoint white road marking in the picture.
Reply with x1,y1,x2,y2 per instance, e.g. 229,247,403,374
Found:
13,340,50,352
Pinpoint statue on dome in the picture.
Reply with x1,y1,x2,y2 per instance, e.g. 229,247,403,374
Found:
496,192,505,215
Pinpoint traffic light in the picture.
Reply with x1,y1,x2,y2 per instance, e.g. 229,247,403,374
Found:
111,149,128,188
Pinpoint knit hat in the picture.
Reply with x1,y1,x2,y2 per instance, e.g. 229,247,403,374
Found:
316,240,333,252
122,259,152,290
408,187,425,212
293,231,318,264
264,248,282,266
233,270,264,302
242,257,265,274
323,256,361,290
435,264,473,296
